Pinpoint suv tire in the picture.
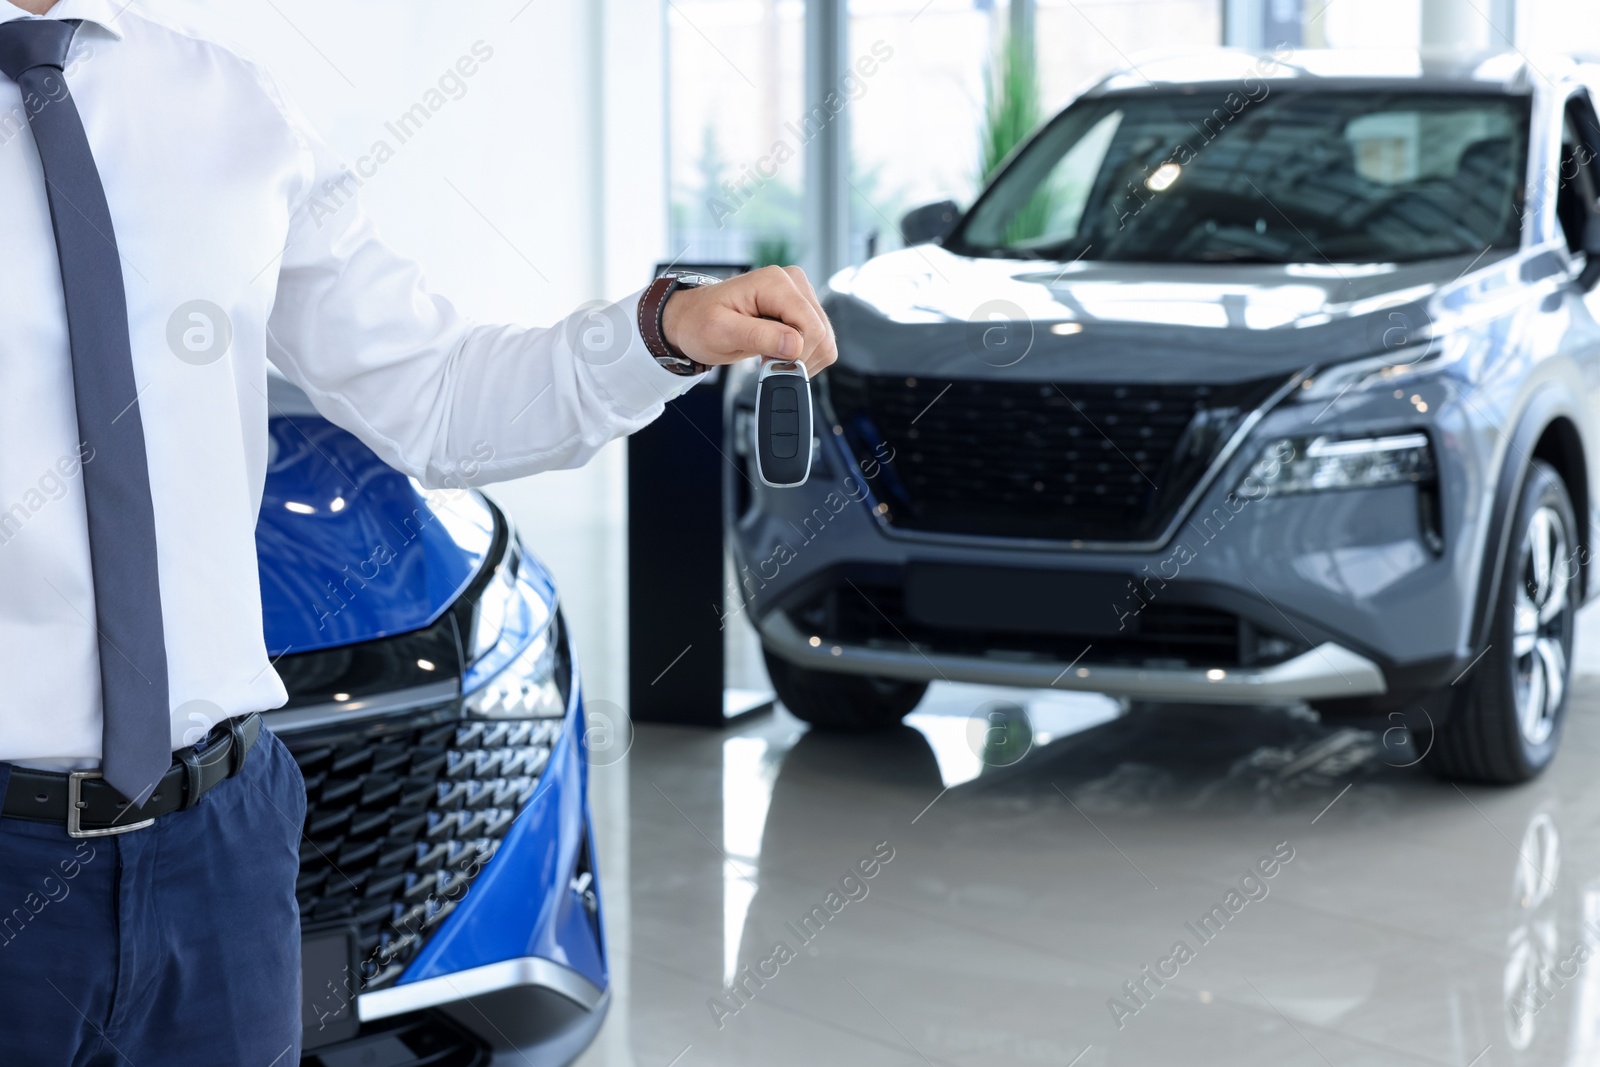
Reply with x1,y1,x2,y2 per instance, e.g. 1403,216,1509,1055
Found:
762,648,928,731
1425,460,1578,783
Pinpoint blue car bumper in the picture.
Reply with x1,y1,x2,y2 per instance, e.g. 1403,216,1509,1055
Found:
257,395,608,1063
358,675,609,1028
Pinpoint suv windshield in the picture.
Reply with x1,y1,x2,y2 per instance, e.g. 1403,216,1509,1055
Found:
952,89,1531,264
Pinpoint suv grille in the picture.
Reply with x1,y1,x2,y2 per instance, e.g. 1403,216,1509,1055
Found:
789,578,1307,669
824,368,1286,543
287,712,560,991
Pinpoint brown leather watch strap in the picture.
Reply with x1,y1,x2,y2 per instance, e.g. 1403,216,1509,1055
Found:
639,275,710,377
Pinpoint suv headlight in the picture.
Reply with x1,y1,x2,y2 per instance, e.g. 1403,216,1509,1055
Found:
1296,330,1464,403
1242,433,1435,494
461,545,570,719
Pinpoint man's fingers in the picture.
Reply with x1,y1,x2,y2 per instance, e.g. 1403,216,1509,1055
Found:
747,266,827,363
781,265,836,376
717,310,803,361
782,265,820,309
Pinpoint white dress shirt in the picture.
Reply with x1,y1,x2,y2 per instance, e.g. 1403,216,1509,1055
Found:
0,0,696,768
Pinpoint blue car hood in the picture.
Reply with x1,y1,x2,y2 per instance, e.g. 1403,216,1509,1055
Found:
256,401,495,656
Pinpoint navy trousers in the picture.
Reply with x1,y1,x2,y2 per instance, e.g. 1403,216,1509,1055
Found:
0,728,306,1066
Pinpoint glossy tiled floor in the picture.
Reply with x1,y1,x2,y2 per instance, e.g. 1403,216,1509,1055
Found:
492,473,1600,1067
581,684,1600,1066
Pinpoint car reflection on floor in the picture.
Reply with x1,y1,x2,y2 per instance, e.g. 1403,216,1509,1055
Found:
588,623,1600,1067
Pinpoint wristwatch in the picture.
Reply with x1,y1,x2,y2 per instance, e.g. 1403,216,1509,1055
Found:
639,271,722,377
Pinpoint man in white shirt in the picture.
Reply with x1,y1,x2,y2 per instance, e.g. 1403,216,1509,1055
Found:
0,1,836,1063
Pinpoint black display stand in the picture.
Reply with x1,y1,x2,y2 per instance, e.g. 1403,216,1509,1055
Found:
627,263,773,726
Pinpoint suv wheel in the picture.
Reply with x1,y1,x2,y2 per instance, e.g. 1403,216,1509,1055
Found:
762,647,929,731
1426,461,1578,784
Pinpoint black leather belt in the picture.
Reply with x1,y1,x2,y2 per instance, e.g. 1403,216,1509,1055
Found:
1,712,263,838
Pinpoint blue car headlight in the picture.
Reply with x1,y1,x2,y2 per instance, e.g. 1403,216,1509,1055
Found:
1242,433,1436,495
461,547,569,719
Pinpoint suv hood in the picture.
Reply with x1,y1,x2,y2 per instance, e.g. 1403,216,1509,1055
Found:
824,244,1536,384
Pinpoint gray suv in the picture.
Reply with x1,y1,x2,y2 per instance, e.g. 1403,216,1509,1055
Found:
725,50,1600,784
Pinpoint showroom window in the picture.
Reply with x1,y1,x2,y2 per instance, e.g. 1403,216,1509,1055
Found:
847,0,1222,265
670,0,1225,275
845,0,996,265
667,0,809,267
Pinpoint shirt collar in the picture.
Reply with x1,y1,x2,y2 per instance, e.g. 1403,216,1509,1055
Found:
0,0,126,41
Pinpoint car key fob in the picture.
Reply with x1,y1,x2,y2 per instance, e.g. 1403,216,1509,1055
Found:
754,358,813,488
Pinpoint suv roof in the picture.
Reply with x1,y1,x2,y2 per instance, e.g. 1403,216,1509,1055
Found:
1084,48,1600,97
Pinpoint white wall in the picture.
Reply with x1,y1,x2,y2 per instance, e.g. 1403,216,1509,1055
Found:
147,0,666,311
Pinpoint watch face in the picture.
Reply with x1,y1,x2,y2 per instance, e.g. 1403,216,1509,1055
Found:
667,271,724,288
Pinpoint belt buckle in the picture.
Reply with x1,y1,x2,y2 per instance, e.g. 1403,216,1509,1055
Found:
66,771,156,839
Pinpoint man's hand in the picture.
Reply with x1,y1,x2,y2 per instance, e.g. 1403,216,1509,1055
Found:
659,265,838,379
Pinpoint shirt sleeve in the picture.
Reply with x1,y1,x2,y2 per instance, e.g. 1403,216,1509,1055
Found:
263,119,701,490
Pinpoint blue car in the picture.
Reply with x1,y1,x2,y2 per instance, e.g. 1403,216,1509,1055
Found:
258,373,607,1065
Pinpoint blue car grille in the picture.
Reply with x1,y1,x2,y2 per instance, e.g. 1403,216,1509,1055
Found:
824,369,1286,544
287,712,560,990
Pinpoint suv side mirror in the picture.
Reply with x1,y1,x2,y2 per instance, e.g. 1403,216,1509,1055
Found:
1582,215,1600,291
900,200,962,247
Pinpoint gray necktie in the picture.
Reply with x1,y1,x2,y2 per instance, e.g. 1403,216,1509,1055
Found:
0,18,171,804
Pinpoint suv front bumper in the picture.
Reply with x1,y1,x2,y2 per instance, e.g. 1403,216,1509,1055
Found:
758,610,1386,703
